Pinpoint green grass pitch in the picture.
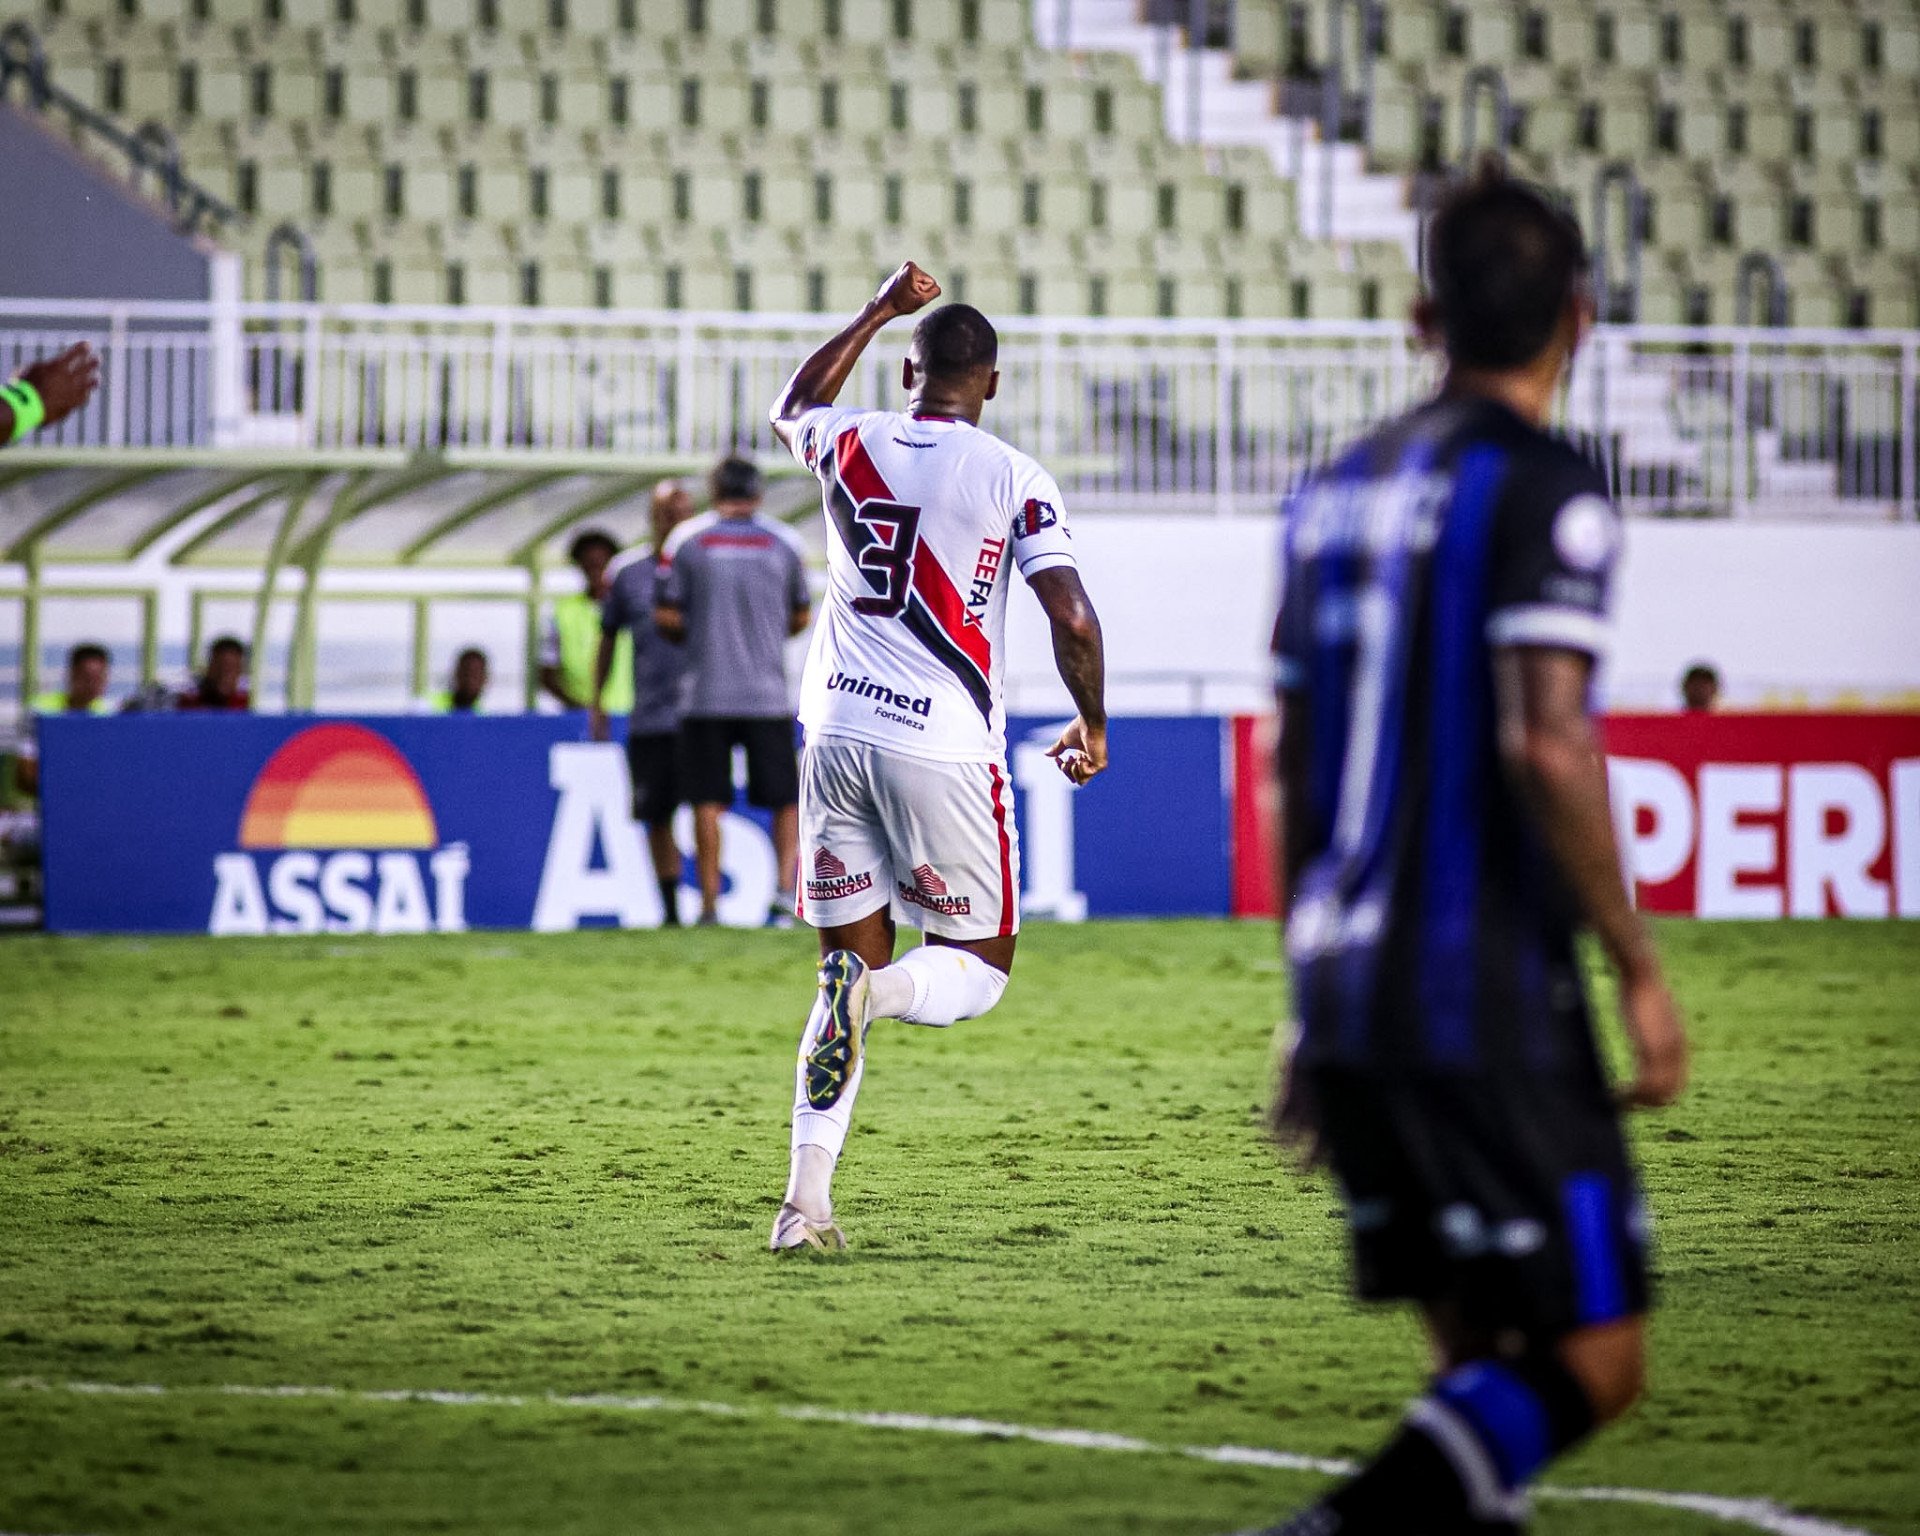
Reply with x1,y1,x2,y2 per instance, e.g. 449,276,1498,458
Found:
2,920,1917,1535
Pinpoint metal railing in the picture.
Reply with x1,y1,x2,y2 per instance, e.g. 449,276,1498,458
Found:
0,21,245,239
2,299,1916,520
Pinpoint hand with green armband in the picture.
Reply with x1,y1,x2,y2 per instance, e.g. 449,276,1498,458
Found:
2,342,101,447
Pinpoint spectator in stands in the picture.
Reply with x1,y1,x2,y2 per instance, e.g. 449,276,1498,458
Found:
0,343,100,450
12,642,112,798
539,529,632,714
592,481,695,926
1680,662,1721,712
177,635,251,711
656,456,811,926
424,648,490,714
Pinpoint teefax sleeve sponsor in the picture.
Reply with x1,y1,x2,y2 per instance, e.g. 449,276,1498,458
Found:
1486,452,1622,660
1008,463,1076,578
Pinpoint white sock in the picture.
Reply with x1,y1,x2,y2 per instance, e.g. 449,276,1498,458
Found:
784,949,1010,1220
786,984,865,1219
871,944,1009,1026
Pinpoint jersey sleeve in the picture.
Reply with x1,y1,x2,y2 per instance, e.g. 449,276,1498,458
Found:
600,569,632,634
788,405,867,480
658,548,691,612
1485,451,1622,659
1008,462,1076,578
657,522,698,610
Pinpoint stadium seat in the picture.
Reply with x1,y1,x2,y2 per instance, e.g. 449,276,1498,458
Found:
19,0,1916,324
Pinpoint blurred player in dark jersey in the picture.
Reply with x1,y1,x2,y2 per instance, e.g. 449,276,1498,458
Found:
1254,167,1689,1535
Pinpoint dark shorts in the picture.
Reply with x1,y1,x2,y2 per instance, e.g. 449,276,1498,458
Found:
624,731,684,824
1309,1066,1651,1342
678,715,799,809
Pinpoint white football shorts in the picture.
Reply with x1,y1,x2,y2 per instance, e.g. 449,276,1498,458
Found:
796,734,1020,941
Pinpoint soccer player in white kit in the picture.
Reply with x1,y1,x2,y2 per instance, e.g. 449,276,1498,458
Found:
765,261,1110,1252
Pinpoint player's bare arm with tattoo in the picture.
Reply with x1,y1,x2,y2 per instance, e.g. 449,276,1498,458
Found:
1029,567,1107,787
1494,646,1688,1110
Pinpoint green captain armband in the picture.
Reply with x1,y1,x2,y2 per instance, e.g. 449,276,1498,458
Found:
1,379,47,444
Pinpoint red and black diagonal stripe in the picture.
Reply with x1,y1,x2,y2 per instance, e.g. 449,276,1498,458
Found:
823,427,994,720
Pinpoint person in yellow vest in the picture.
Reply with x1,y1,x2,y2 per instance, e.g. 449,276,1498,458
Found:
539,529,632,714
13,642,112,800
418,647,490,714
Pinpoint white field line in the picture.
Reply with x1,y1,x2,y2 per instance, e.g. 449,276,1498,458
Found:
7,1378,1877,1536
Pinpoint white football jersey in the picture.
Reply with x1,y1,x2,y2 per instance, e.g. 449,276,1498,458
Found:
787,405,1077,763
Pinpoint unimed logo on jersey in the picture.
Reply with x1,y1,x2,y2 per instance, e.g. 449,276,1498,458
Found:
806,847,874,903
828,669,932,730
208,723,470,934
898,862,971,916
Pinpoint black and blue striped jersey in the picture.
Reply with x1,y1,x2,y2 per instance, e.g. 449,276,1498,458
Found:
1275,395,1622,1078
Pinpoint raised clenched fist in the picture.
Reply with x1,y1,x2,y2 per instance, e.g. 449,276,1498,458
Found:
876,261,941,319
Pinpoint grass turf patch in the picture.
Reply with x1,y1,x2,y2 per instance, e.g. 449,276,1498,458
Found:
2,920,1916,1534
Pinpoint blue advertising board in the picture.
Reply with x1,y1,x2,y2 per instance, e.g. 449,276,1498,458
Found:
37,713,1229,934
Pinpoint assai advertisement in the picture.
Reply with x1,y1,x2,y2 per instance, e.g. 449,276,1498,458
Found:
36,714,1229,935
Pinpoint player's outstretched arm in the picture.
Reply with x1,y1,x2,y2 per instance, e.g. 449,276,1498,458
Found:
1028,566,1108,787
1,342,100,447
767,261,941,449
1494,645,1688,1109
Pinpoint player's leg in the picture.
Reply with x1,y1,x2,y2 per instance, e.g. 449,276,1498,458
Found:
860,932,1015,1022
857,755,1019,1026
774,739,894,1249
1259,1079,1651,1534
741,718,801,925
676,718,731,924
628,732,683,926
1272,1311,1643,1536
645,823,681,924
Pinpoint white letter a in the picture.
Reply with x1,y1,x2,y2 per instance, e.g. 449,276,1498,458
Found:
531,744,662,931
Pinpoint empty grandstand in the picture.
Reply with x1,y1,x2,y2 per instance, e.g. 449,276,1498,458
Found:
5,0,1916,326
0,0,1916,749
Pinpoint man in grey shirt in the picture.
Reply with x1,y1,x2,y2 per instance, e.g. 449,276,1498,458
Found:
656,456,812,925
592,482,692,925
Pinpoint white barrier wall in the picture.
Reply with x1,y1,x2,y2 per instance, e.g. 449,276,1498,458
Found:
1004,516,1920,716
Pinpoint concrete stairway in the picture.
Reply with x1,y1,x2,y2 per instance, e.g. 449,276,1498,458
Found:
1032,0,1419,255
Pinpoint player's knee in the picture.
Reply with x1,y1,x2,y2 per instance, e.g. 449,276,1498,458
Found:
893,944,1009,1025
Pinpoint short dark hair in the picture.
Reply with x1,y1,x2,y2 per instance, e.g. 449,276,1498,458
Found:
710,455,763,503
456,646,488,667
208,634,246,658
1424,165,1589,370
68,642,109,669
912,302,998,380
568,528,618,564
1682,663,1720,688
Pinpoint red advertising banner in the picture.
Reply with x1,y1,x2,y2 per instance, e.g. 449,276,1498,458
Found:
1229,713,1920,919
1602,714,1920,917
1230,713,1280,918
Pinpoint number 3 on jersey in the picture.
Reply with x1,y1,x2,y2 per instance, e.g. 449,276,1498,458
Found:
850,500,922,617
